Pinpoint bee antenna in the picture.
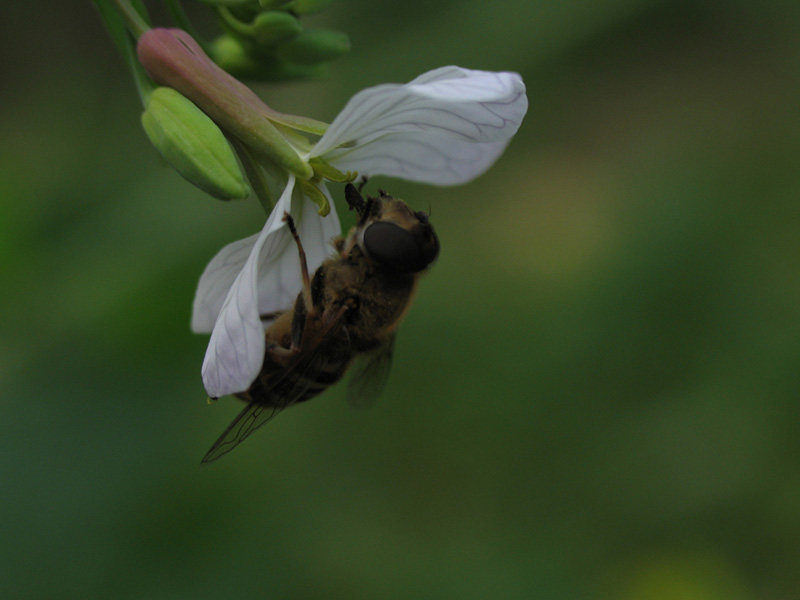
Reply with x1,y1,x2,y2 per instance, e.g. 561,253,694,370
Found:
357,175,369,193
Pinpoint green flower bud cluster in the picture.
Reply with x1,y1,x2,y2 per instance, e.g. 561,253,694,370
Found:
202,0,350,81
94,1,353,208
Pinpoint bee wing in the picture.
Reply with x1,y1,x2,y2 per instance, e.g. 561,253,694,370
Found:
346,334,396,410
201,401,281,464
202,311,351,464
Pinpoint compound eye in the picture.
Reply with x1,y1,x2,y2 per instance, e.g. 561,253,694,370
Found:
363,221,436,272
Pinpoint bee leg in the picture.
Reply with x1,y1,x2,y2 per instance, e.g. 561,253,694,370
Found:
357,175,369,193
266,341,296,359
345,183,376,224
344,183,366,214
265,341,299,369
282,212,313,314
289,291,308,350
340,237,356,258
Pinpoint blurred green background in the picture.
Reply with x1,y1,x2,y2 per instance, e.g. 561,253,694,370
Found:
2,1,800,598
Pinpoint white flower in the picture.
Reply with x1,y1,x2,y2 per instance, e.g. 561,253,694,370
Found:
191,66,528,398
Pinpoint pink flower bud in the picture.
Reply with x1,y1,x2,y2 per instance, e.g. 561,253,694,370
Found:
137,28,312,179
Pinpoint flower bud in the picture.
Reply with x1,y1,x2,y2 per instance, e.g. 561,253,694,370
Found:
252,11,302,45
141,87,249,200
209,34,261,77
138,29,313,179
276,29,350,65
210,35,328,81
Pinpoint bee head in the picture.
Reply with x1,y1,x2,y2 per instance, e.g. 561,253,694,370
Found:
354,190,439,273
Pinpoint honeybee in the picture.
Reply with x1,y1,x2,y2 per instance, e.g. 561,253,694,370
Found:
202,182,440,463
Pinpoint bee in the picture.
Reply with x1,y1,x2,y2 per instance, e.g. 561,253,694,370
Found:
202,182,440,463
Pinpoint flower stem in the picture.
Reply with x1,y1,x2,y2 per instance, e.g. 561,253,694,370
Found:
217,7,255,38
93,0,153,103
127,32,156,106
113,0,150,39
232,138,277,213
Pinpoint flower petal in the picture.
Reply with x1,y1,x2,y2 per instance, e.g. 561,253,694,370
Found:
323,134,512,186
201,177,296,398
199,177,341,398
309,66,527,185
191,231,260,334
254,182,340,318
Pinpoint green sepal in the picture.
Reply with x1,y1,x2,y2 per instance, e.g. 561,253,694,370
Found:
231,138,291,214
309,157,356,183
232,138,275,212
296,179,331,216
141,87,249,200
266,111,328,136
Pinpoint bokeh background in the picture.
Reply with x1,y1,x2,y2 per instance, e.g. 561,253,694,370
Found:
2,1,800,598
